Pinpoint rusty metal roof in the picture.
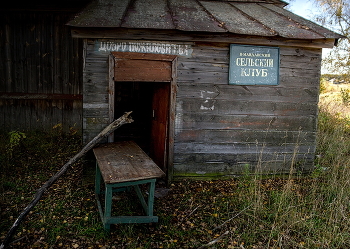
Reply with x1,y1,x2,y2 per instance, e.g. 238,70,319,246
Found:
67,0,343,40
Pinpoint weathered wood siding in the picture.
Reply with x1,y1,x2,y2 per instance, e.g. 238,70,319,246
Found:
0,12,83,132
83,40,110,142
82,39,321,177
174,43,321,176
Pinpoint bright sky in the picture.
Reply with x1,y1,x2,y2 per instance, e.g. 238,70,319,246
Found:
286,0,316,21
285,0,335,74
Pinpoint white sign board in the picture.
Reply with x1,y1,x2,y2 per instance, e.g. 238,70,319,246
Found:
97,40,192,57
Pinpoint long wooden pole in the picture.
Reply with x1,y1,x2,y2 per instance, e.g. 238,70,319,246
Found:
0,112,133,249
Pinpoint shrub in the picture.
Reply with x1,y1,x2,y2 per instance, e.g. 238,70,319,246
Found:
340,88,350,105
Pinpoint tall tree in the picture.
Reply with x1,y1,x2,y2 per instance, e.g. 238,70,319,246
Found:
314,0,349,76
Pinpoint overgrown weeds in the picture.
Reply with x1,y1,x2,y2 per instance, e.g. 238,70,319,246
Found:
2,81,350,248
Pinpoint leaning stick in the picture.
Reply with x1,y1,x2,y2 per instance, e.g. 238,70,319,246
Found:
0,111,133,249
197,231,230,249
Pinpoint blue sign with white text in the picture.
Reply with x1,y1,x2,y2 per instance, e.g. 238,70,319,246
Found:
229,44,280,85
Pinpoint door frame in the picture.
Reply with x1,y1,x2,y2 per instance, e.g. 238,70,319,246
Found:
108,52,177,181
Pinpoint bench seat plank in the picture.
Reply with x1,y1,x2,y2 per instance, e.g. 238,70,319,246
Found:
93,141,165,184
93,141,165,230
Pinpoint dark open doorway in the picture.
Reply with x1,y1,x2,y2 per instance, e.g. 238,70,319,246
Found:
109,52,177,179
113,82,170,172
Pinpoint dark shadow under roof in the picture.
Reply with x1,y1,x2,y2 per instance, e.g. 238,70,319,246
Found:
67,0,343,41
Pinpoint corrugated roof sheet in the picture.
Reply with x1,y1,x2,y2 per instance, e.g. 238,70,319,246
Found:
67,0,343,40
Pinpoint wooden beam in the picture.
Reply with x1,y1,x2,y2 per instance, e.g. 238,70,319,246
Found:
70,28,337,49
0,93,83,100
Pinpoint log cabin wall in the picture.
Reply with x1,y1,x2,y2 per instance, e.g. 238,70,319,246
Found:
174,43,321,177
82,39,322,177
83,39,110,143
0,10,84,133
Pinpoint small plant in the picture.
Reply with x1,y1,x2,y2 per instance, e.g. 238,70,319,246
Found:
6,131,26,159
340,88,350,105
319,77,327,93
8,131,26,149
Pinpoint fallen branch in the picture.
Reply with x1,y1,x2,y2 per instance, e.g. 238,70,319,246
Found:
213,204,251,231
0,112,133,249
179,205,201,223
197,231,230,249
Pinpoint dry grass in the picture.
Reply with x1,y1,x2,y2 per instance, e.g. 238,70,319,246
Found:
319,79,350,118
2,79,350,248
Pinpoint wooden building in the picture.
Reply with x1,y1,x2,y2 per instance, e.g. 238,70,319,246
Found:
0,0,89,133
67,0,343,180
2,0,342,179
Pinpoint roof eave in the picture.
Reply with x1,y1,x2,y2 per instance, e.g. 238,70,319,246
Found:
69,27,339,49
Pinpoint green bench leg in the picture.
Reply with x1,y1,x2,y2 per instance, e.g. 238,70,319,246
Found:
95,165,159,231
148,180,156,216
95,162,101,195
104,185,113,231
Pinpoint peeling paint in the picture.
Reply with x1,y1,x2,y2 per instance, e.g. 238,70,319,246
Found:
200,103,215,110
175,101,183,135
200,98,216,110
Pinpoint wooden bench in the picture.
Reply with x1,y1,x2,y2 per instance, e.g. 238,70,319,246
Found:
93,141,165,231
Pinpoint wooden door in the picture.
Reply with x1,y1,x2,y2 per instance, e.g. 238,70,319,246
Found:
110,52,177,179
150,83,170,172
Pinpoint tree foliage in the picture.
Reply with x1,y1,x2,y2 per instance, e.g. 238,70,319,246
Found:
314,0,350,76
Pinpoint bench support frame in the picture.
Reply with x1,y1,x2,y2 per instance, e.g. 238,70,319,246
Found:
95,163,159,231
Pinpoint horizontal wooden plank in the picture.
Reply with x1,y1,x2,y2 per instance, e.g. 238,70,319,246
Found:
174,151,315,164
177,67,320,84
177,69,228,84
177,76,321,86
83,93,108,103
83,72,109,81
178,58,320,75
175,129,316,144
71,29,337,48
176,113,316,131
173,158,314,176
85,63,109,74
173,153,315,175
178,60,228,72
112,52,177,61
114,59,172,82
0,92,82,100
279,76,320,87
185,47,229,64
280,59,321,70
176,84,319,103
184,45,322,67
83,109,109,118
173,149,315,176
279,67,320,78
174,142,314,154
93,141,165,183
177,98,318,116
84,83,108,94
280,46,322,57
281,53,321,62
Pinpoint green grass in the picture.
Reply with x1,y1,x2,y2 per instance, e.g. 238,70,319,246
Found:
2,90,350,248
